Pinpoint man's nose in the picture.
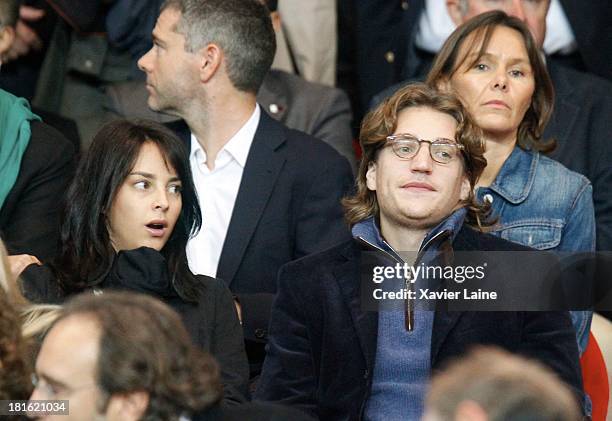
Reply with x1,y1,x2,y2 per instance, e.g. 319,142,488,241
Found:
410,143,434,173
137,49,152,73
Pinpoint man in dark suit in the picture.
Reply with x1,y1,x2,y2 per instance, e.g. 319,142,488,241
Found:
255,84,584,419
373,0,612,252
137,0,353,370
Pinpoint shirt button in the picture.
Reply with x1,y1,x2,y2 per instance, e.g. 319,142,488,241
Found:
385,51,395,64
401,1,409,10
483,194,494,204
84,59,93,69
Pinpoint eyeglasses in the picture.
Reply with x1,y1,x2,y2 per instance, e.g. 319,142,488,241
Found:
385,134,465,164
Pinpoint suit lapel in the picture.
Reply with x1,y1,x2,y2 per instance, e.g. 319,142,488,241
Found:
257,71,289,123
334,242,378,372
216,112,287,285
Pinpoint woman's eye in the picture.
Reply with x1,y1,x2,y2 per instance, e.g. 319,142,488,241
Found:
509,69,525,77
134,181,149,190
474,63,489,71
168,184,182,194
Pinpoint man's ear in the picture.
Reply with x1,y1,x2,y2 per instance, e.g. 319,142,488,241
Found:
0,26,15,57
270,11,282,33
105,391,149,421
198,43,223,84
455,400,489,421
366,161,377,192
446,0,467,26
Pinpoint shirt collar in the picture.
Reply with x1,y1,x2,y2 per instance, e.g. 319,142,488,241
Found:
189,104,260,169
486,147,537,204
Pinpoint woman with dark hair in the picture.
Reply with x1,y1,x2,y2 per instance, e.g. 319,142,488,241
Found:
15,119,249,404
426,11,595,355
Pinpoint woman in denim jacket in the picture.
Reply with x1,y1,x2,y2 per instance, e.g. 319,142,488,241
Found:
427,11,595,355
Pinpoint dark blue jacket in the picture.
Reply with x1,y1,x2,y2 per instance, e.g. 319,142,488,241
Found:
255,224,584,420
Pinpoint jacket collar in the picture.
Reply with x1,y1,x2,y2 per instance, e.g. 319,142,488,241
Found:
351,208,466,256
339,210,468,370
485,146,538,204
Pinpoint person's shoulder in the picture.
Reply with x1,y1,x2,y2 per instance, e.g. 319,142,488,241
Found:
267,69,347,99
550,59,612,99
456,225,535,252
28,120,76,158
281,239,357,278
260,111,351,168
535,152,591,190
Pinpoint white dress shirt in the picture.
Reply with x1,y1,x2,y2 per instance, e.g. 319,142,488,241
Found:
186,104,261,277
415,0,576,55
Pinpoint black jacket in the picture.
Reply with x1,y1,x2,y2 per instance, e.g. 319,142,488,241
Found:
255,225,584,420
0,120,76,261
20,247,249,404
167,112,354,351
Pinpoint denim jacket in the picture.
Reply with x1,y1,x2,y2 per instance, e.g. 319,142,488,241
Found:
476,146,596,355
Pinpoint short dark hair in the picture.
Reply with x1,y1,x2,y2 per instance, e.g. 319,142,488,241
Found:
162,0,276,93
58,291,222,420
55,119,203,302
343,82,491,229
0,0,19,28
426,11,555,153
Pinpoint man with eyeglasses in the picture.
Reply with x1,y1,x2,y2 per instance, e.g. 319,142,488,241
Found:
254,83,584,420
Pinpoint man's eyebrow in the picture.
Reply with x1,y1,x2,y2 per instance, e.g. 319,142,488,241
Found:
39,373,68,390
152,33,166,46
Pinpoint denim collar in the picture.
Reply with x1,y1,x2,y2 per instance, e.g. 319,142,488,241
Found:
486,146,538,204
352,208,467,255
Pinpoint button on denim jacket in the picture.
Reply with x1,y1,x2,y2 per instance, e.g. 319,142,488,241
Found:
476,146,596,355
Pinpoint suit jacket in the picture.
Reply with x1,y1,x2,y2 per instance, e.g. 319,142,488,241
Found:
557,0,612,82
167,112,354,346
337,0,424,115
105,74,356,171
258,70,355,173
544,60,612,251
255,225,584,420
0,121,76,261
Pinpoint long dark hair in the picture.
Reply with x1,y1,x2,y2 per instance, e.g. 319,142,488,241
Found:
54,119,203,302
